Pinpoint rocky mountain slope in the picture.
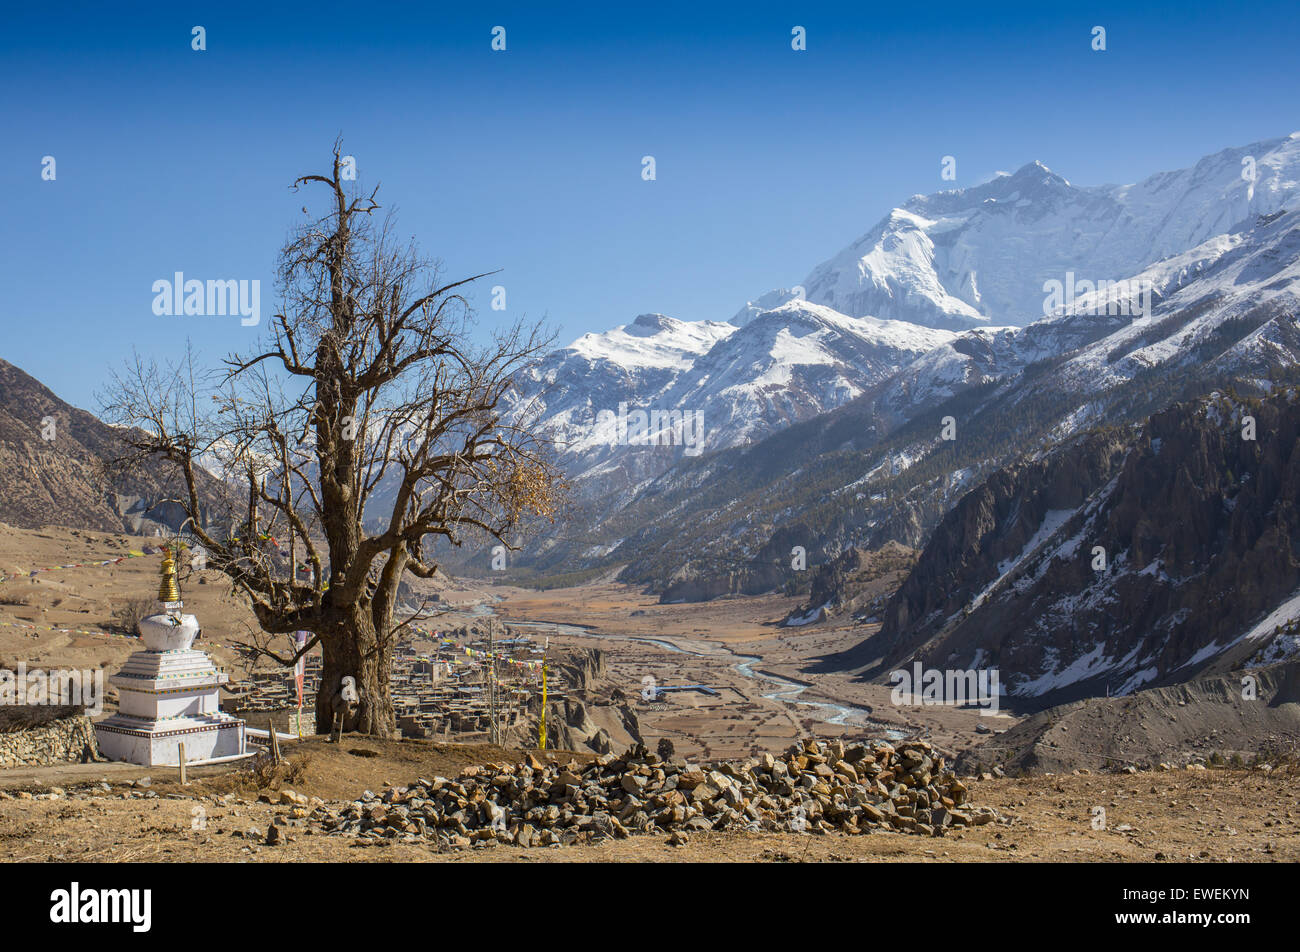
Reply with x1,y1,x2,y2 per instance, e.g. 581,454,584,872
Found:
0,358,222,533
860,388,1300,709
785,541,916,624
956,659,1300,774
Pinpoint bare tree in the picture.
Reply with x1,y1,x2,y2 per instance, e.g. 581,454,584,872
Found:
101,141,561,737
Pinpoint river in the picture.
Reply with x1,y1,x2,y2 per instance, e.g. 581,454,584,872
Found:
498,616,905,738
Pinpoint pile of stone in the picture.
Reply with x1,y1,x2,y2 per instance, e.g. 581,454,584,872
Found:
308,738,999,849
0,712,99,768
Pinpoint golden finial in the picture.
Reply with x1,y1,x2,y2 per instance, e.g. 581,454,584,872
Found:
158,546,181,604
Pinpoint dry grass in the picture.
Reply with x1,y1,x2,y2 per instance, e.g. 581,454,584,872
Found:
109,596,154,635
236,751,313,792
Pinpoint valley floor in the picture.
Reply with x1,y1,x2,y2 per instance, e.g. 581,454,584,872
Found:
485,579,1007,760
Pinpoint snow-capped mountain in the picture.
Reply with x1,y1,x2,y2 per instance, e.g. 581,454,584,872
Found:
510,302,953,497
569,312,737,371
799,133,1300,330
653,302,954,450
507,132,1300,514
729,288,804,326
877,203,1300,424
505,312,733,476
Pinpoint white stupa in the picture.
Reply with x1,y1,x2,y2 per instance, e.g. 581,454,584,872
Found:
95,547,247,766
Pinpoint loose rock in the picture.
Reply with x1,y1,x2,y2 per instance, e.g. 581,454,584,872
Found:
307,740,1000,850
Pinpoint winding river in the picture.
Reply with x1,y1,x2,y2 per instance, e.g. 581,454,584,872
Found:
496,616,905,738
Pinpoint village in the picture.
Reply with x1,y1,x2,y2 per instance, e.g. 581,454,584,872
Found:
225,624,573,744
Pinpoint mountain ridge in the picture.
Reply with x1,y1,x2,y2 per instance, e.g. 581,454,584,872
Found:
0,358,223,534
504,132,1300,516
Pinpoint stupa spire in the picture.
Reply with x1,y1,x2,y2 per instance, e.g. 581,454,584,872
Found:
157,545,181,605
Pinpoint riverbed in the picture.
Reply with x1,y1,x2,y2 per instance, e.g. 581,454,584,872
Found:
499,617,906,738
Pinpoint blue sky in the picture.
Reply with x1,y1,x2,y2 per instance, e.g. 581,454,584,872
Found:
5,0,1298,409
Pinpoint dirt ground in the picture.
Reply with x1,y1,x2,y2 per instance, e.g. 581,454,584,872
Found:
0,524,474,684
0,736,1293,863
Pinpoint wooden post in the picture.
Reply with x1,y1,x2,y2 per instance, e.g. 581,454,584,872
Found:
178,742,187,785
269,716,282,764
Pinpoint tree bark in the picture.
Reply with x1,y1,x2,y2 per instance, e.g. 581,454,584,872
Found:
315,603,395,738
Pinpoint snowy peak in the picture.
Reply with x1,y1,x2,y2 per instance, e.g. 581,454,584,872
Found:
800,133,1300,332
928,160,1073,209
1001,158,1069,187
730,288,804,326
625,312,682,337
567,312,735,371
802,206,991,332
749,300,957,352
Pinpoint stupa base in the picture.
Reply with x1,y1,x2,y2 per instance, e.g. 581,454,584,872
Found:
94,713,247,767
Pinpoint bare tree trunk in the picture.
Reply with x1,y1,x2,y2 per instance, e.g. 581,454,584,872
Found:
315,605,395,738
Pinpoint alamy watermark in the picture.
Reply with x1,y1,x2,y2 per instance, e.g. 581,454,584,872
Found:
890,663,1001,715
0,663,104,715
594,403,706,456
152,272,260,326
50,882,151,932
1042,271,1152,319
